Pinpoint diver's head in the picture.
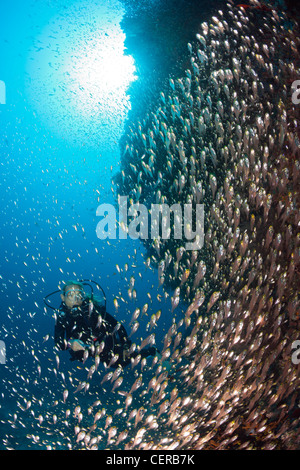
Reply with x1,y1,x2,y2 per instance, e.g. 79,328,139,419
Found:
61,281,86,310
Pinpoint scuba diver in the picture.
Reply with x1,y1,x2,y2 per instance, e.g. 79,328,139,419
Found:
44,279,157,368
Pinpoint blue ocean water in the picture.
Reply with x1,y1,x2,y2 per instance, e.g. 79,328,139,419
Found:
0,0,218,449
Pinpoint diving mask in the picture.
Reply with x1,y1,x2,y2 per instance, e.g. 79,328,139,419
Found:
64,288,85,301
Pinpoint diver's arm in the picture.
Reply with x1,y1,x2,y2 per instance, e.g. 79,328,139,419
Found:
104,312,132,349
117,323,133,363
117,323,132,349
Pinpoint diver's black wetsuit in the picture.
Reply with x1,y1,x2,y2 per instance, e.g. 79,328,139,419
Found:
54,298,156,367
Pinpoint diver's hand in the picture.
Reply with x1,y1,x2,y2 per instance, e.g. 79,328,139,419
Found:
69,339,86,352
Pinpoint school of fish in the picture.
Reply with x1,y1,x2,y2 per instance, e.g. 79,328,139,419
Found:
1,0,300,450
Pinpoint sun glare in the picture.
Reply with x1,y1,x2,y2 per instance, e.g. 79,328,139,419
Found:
26,1,137,151
67,31,136,116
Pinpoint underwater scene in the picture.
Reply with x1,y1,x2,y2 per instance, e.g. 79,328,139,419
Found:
0,0,299,450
